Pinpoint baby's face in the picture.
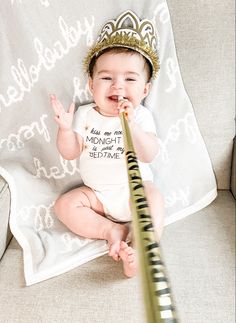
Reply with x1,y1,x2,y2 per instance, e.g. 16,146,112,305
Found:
88,52,151,117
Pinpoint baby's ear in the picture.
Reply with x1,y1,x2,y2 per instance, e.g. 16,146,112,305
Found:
88,77,93,92
143,82,152,98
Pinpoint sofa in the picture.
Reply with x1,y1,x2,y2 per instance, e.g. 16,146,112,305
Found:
0,1,235,322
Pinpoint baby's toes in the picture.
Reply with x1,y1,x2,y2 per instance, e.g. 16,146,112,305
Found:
109,243,120,261
119,242,127,253
128,254,135,264
126,246,134,255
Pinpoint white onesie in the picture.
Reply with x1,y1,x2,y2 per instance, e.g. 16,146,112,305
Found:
72,103,157,222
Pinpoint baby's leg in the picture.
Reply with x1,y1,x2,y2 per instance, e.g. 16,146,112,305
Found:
116,182,164,278
143,181,165,240
53,186,128,260
118,182,164,278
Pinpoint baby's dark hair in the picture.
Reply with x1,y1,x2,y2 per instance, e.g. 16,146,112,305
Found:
88,47,152,82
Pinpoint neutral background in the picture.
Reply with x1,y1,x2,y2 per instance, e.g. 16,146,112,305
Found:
168,0,235,189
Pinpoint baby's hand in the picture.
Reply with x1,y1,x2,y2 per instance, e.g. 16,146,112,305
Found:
117,98,135,122
50,94,75,131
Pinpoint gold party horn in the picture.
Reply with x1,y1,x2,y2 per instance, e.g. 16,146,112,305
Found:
119,99,178,323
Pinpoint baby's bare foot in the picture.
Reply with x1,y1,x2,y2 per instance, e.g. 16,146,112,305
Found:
107,224,128,261
119,241,137,278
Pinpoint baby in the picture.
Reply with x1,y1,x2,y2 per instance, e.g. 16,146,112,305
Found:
50,11,165,277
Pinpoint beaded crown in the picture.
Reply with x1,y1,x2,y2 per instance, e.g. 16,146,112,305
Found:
84,10,159,78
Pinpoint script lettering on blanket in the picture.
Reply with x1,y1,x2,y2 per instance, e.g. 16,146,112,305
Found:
0,15,94,111
0,114,50,151
33,156,80,179
72,77,92,104
17,202,54,232
165,58,178,93
153,3,170,24
156,113,198,164
165,186,190,208
60,232,95,253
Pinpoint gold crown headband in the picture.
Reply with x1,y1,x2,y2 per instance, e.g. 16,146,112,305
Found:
84,10,159,78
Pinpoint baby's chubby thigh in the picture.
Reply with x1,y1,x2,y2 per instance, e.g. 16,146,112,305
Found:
53,185,105,223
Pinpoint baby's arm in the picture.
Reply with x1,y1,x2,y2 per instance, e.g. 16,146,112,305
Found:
128,122,158,163
117,99,159,163
50,95,82,160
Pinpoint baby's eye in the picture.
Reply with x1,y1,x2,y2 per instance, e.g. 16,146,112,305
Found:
126,78,136,82
101,77,112,80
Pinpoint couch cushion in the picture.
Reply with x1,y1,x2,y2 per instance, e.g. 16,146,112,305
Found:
168,0,235,189
231,137,236,198
0,176,12,260
0,190,234,323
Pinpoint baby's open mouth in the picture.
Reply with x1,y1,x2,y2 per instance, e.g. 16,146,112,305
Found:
108,95,127,102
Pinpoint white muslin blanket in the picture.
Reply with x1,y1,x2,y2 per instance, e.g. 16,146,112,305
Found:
0,0,217,285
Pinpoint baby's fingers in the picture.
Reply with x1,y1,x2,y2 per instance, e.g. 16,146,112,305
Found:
50,94,64,115
118,99,132,112
67,102,75,115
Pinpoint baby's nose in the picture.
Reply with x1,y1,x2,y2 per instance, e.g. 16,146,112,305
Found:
111,78,123,89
